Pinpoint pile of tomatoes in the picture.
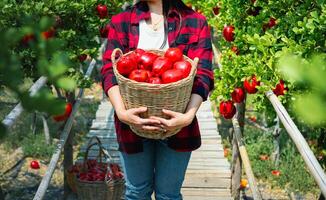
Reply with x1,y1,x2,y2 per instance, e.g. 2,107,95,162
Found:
68,160,123,182
117,48,192,84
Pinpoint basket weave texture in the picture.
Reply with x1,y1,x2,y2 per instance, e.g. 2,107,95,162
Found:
75,137,125,200
112,48,199,139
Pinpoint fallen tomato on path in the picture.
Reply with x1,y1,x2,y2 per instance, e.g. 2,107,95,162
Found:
30,160,40,169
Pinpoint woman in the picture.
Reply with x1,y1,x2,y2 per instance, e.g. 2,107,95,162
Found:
101,0,214,199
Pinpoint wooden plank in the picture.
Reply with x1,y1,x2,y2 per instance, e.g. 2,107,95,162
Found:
191,151,225,158
201,139,221,144
182,188,231,197
183,195,232,200
187,165,230,171
199,129,219,135
87,131,116,138
196,145,224,151
189,157,229,164
188,162,230,168
185,169,231,178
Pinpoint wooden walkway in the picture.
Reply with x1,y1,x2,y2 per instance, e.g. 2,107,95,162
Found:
78,99,232,199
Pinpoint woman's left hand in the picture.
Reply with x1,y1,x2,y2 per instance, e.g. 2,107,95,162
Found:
149,109,195,133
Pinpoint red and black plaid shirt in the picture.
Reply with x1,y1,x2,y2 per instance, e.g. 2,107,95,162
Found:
101,2,214,154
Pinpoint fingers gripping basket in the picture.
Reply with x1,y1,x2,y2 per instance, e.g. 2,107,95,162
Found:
76,136,125,200
112,48,199,139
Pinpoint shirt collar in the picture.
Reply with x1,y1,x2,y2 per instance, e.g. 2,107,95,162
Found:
131,2,180,25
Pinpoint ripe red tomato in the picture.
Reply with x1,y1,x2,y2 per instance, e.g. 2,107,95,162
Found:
164,48,183,63
213,6,220,15
219,100,234,116
117,54,138,76
161,69,184,84
53,103,73,122
273,80,287,96
231,87,245,103
243,75,260,94
148,77,162,84
78,54,87,62
231,46,239,55
271,170,281,176
96,4,108,19
268,17,277,28
259,154,269,161
41,27,55,40
138,52,159,71
129,69,149,82
223,25,235,42
247,6,262,16
134,48,145,62
30,160,40,169
173,60,192,78
99,25,109,38
223,105,236,119
21,34,35,44
152,57,173,76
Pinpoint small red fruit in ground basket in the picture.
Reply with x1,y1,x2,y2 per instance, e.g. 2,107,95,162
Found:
148,77,162,84
41,27,55,40
30,160,40,169
164,48,183,63
96,4,108,19
271,170,281,176
129,69,149,82
161,69,184,84
53,103,73,122
139,52,159,71
273,80,287,96
173,60,192,78
152,57,173,76
117,55,138,76
213,6,220,15
223,25,235,42
231,87,245,103
243,75,260,94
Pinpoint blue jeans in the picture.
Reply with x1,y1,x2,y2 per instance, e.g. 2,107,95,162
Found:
119,139,191,200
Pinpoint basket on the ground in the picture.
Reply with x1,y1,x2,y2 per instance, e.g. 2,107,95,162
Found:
75,136,125,200
112,48,199,139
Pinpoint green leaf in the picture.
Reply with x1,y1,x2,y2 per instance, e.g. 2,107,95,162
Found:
294,94,326,125
56,77,76,91
39,17,54,31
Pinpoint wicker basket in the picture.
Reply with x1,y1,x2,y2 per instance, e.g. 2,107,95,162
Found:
112,48,199,139
75,137,125,200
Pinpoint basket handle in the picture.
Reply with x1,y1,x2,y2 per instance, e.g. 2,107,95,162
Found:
111,48,123,65
83,136,104,165
193,57,199,67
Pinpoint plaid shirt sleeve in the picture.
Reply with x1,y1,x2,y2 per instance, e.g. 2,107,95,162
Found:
101,17,124,96
187,18,214,101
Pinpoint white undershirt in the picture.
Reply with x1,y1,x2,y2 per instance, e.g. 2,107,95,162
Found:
137,19,169,50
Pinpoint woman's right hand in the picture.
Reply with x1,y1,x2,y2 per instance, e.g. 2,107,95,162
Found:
117,107,162,131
